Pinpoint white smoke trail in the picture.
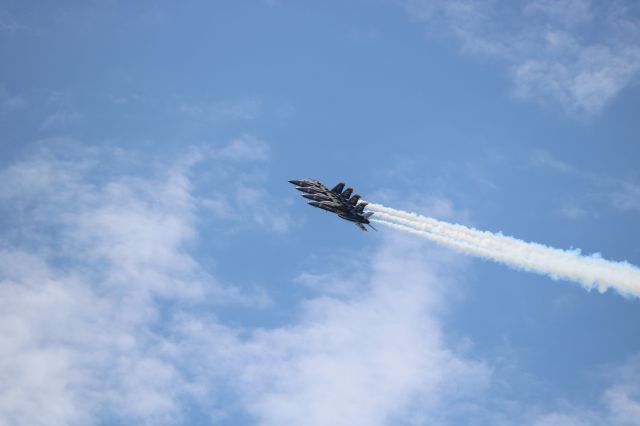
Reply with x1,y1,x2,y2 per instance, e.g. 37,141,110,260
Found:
369,204,558,259
366,204,640,298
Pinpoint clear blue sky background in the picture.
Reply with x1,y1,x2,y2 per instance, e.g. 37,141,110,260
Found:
1,1,639,425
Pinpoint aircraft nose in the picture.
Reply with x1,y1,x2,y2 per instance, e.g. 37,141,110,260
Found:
288,179,303,186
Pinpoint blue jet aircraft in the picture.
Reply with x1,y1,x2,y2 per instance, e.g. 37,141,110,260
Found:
289,179,375,231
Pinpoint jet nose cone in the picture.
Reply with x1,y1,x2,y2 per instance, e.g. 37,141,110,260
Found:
288,179,305,186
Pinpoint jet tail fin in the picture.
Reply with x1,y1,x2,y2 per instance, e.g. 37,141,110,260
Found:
355,201,368,212
331,182,345,194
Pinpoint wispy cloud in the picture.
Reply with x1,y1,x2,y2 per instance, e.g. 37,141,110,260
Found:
179,97,262,121
32,90,83,130
557,204,589,219
218,133,270,162
0,10,27,34
530,149,574,173
106,93,145,104
403,0,640,115
611,182,640,212
0,85,27,112
40,110,81,129
531,354,640,426
530,149,640,214
194,134,291,232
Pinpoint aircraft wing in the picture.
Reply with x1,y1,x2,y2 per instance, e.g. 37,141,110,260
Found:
306,186,348,210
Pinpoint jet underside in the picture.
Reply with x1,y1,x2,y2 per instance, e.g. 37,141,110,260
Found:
289,179,375,231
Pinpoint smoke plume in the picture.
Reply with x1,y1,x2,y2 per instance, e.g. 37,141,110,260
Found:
367,203,640,298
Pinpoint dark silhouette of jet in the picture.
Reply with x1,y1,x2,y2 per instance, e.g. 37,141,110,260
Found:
289,179,375,231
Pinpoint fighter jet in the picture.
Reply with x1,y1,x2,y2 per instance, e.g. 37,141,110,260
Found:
288,179,375,231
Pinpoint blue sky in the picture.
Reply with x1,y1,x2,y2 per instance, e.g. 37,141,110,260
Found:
1,1,640,425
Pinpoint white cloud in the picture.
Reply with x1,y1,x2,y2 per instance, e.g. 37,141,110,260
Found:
4,145,637,425
0,145,287,424
604,388,640,426
403,0,640,115
531,355,640,426
0,145,493,425
531,412,594,426
0,151,220,425
235,236,490,426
